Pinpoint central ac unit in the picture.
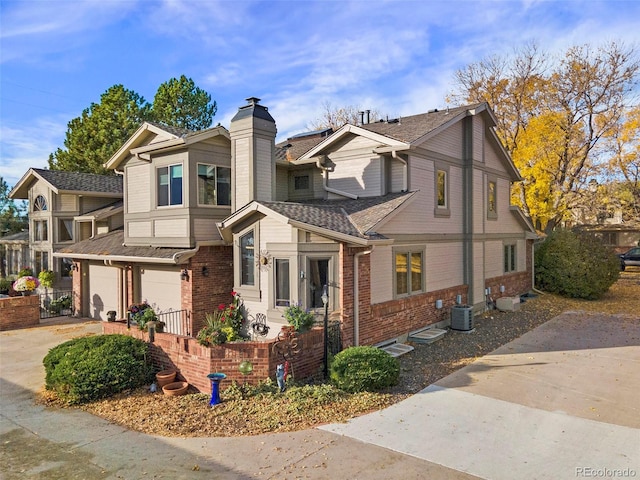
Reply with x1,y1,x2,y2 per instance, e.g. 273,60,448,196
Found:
451,305,474,331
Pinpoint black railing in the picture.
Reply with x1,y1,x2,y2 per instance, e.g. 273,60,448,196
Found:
157,309,190,336
326,320,342,356
39,290,74,319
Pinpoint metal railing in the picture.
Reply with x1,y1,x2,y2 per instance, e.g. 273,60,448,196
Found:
39,290,74,319
156,309,190,336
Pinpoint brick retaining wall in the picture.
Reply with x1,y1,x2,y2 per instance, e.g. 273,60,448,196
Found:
0,295,40,331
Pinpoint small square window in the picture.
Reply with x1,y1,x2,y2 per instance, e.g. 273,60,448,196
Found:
294,175,310,190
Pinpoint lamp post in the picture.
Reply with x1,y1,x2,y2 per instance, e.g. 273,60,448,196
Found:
321,284,329,379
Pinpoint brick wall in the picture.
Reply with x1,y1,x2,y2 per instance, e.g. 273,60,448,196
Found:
103,322,326,393
0,295,40,331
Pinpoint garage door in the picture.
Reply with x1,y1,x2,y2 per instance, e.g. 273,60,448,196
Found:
88,264,119,320
139,267,182,315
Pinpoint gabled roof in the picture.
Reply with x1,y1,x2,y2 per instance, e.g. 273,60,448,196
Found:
105,122,230,170
54,228,198,264
10,168,123,199
218,192,417,246
0,230,29,243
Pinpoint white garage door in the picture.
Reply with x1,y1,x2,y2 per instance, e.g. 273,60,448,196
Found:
88,264,119,320
139,267,182,315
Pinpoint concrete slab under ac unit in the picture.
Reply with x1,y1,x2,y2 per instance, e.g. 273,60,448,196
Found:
408,327,447,344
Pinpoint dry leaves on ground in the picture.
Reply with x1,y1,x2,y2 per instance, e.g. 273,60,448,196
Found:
37,270,640,437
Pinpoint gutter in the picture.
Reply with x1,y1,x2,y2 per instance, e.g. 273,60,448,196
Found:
316,157,358,200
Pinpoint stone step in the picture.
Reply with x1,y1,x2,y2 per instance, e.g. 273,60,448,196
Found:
408,327,447,344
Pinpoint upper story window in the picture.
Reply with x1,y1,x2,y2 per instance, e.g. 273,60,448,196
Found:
504,244,516,273
395,249,424,297
33,195,47,211
58,219,73,242
33,220,48,242
436,170,447,208
197,164,231,206
157,164,183,206
294,175,310,191
488,178,498,219
240,230,255,286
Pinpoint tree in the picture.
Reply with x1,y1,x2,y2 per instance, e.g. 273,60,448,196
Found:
48,85,152,175
308,101,381,131
450,42,639,232
152,75,217,131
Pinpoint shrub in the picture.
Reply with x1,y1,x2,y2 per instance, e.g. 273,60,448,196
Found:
18,267,33,278
0,277,12,294
43,334,154,404
329,346,399,393
38,270,55,288
535,228,620,300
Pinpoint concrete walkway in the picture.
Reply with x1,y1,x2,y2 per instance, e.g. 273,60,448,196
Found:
1,312,638,479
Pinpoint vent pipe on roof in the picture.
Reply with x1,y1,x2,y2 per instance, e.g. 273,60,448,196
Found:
365,110,370,125
358,111,364,126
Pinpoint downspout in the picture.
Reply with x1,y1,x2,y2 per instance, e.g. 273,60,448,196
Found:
353,247,373,346
391,151,408,192
317,158,358,200
462,115,474,306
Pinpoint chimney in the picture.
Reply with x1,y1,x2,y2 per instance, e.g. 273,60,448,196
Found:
229,97,277,212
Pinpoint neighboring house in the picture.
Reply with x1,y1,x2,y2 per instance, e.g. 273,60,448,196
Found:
0,230,29,276
574,221,640,255
56,98,537,348
9,169,123,289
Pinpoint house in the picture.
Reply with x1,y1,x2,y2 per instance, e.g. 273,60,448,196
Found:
0,230,29,277
9,169,123,289
55,98,536,347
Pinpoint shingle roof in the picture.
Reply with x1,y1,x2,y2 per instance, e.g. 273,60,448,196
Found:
57,228,188,261
276,136,328,163
359,103,484,143
258,191,416,240
33,169,123,194
0,231,29,243
77,200,124,220
145,121,193,138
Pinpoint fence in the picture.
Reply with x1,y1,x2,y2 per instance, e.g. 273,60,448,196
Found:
157,309,190,336
39,290,74,319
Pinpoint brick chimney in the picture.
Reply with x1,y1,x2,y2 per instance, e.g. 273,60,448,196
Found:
229,97,277,212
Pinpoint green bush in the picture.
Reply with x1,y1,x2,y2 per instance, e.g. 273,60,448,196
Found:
43,334,154,404
535,228,620,300
329,346,399,393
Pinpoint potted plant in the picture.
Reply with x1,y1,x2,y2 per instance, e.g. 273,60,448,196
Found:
196,312,228,346
12,276,40,296
38,270,55,289
283,302,316,332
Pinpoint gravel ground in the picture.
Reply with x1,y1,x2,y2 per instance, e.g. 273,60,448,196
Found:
39,270,640,437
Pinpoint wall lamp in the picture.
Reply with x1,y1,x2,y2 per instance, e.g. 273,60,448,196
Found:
71,263,79,272
180,268,189,281
202,266,209,277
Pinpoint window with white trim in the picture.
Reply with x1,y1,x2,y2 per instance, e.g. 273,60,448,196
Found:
488,178,498,219
274,258,290,307
197,164,231,206
157,164,183,206
33,220,48,242
240,230,255,286
58,218,73,242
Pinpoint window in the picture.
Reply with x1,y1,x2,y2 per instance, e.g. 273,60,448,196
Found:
33,220,48,242
197,164,231,206
504,244,516,273
436,170,447,208
157,164,183,206
395,250,423,296
34,251,49,275
601,232,617,246
294,175,310,191
275,259,290,307
60,258,73,278
33,195,47,211
488,178,497,219
58,219,73,242
240,231,255,286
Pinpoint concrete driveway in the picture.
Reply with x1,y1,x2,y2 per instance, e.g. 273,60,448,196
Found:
321,311,640,479
1,312,638,479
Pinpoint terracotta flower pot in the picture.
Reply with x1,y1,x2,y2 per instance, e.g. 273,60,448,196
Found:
156,370,177,388
162,381,189,396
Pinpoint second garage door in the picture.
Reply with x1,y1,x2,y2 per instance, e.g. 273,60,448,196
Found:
88,264,119,321
138,267,182,315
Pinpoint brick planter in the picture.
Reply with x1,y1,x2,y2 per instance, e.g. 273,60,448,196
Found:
0,295,40,331
103,322,327,393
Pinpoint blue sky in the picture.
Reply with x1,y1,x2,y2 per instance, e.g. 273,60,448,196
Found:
1,0,639,187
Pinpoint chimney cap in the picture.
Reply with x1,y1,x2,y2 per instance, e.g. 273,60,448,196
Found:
246,96,261,106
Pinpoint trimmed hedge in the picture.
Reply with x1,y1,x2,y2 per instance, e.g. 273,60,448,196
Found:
535,228,620,300
43,334,154,404
329,346,399,393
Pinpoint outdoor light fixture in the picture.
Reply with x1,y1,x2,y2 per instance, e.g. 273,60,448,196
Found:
202,266,209,277
180,269,189,281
